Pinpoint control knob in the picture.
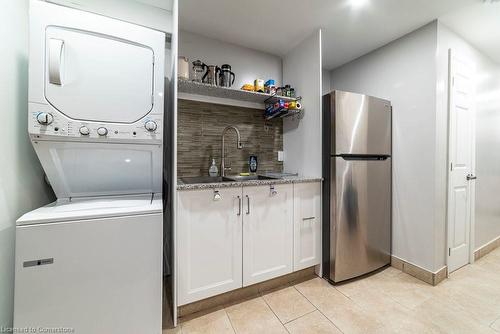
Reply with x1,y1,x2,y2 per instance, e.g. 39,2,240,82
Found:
79,126,90,136
36,112,53,125
144,120,157,132
97,127,108,136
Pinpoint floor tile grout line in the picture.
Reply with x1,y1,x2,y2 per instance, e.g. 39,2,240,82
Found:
282,309,317,325
489,315,500,328
223,308,238,334
292,284,345,334
259,293,290,329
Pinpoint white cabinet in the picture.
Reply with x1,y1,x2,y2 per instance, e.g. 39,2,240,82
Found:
176,181,321,305
242,184,293,286
293,182,322,271
177,187,243,305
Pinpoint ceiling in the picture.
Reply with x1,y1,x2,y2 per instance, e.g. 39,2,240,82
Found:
440,1,500,63
180,0,476,70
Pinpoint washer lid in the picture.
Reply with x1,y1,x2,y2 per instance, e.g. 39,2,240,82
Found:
17,194,162,226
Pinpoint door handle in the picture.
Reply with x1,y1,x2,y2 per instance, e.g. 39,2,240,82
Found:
237,196,241,216
466,174,477,181
48,39,64,85
245,195,250,215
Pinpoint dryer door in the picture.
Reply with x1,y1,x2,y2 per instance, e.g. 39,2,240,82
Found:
44,26,154,123
33,141,162,198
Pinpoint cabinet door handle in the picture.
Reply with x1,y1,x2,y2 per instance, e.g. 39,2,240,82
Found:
302,217,315,221
246,195,250,215
213,190,222,201
237,196,241,216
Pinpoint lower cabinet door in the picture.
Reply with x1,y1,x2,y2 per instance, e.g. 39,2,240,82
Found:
177,188,243,305
293,182,322,271
242,184,293,286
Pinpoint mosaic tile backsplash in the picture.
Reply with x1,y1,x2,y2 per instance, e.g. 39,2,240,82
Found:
177,100,283,178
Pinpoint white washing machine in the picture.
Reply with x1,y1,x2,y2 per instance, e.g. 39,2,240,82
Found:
14,1,166,333
14,195,163,333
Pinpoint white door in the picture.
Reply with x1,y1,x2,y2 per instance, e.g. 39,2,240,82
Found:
447,50,476,273
14,214,163,334
177,188,243,305
243,184,293,286
293,182,322,271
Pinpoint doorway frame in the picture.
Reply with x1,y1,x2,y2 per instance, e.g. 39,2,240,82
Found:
445,48,477,274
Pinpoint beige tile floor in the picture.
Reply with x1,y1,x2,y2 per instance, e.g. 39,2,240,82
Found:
164,247,500,333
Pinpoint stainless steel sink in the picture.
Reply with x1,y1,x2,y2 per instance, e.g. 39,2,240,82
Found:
224,175,279,182
179,176,234,184
179,175,281,184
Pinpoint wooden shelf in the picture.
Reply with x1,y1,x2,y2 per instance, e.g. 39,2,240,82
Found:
178,80,299,110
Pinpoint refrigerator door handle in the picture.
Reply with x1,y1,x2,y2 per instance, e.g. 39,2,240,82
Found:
337,154,390,161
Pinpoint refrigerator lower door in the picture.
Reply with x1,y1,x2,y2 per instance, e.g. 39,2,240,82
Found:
330,156,391,282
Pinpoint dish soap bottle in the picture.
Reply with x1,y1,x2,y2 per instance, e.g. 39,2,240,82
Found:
249,155,258,173
209,158,219,177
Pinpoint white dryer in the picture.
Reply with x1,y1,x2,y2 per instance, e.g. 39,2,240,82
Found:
14,1,166,333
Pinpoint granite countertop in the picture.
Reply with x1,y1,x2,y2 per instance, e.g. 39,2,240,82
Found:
177,175,323,190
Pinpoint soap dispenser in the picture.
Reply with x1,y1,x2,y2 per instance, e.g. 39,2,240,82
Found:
209,158,219,177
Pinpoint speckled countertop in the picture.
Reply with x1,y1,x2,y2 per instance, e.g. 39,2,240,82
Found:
177,176,323,190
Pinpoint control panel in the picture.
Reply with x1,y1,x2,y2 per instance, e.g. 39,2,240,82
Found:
29,104,162,142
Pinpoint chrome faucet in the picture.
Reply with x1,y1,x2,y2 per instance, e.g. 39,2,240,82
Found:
221,126,243,177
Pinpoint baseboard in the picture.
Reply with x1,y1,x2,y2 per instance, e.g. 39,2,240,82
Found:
391,256,447,286
474,236,500,261
178,266,316,321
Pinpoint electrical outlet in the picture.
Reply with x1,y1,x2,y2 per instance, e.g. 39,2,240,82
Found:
277,151,284,162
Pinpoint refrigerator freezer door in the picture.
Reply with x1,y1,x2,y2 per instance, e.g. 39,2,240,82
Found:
330,156,391,282
333,91,392,155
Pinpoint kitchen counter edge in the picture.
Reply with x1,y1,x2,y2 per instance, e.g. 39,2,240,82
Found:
176,177,323,190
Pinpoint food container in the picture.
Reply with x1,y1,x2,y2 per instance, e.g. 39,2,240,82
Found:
284,85,291,97
178,56,189,80
241,83,254,91
254,79,264,92
264,79,276,95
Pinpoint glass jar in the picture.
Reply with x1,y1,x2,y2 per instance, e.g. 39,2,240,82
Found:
192,60,206,83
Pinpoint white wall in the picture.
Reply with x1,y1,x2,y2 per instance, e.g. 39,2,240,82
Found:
0,0,55,327
437,23,500,250
283,30,323,177
179,30,283,89
330,22,443,272
322,69,331,95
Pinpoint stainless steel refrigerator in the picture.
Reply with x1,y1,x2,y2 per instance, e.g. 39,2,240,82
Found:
322,90,392,283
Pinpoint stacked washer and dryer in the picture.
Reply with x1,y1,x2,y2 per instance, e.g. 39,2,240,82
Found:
14,1,166,333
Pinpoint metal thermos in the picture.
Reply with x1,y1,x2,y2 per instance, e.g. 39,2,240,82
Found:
219,64,236,88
